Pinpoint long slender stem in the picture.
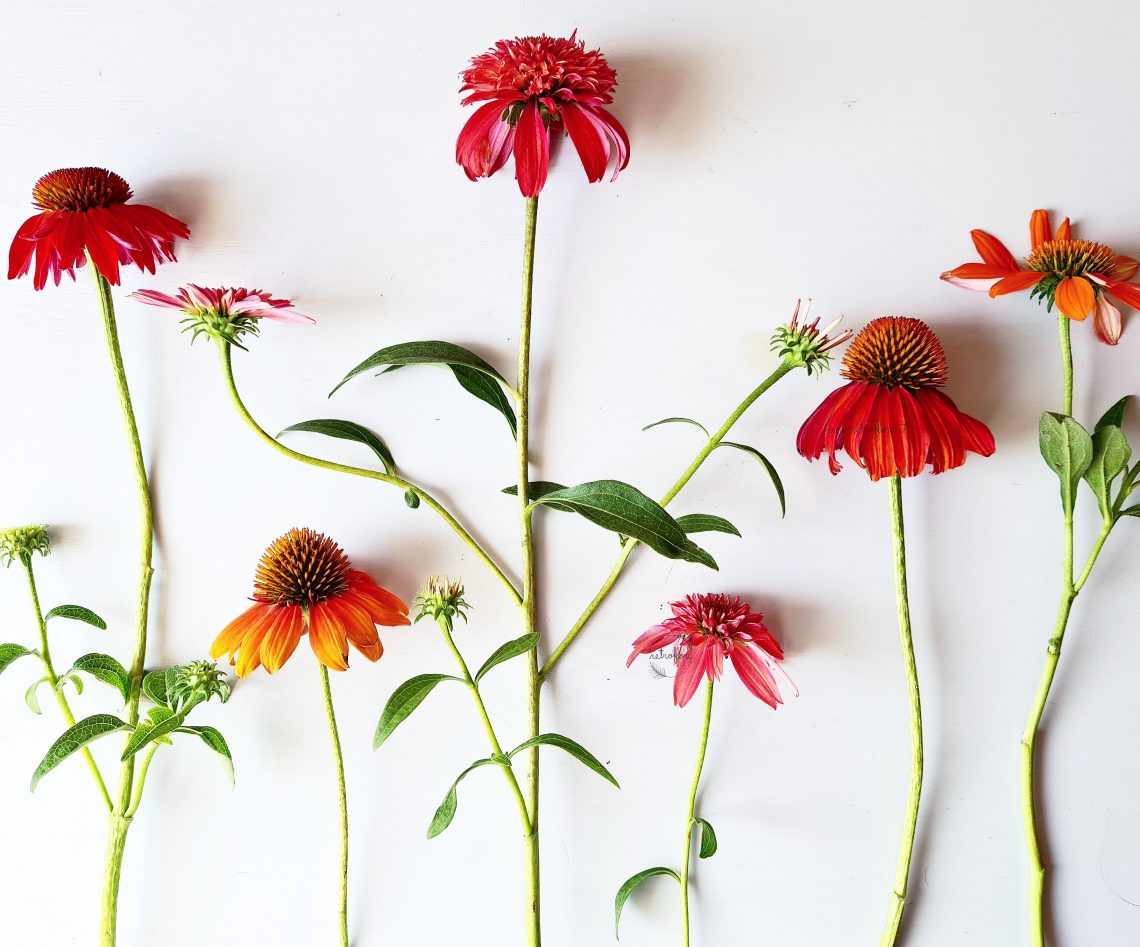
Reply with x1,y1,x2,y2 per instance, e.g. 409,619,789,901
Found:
92,265,155,947
318,663,350,947
1058,314,1073,418
20,555,113,810
681,679,714,947
541,360,795,678
515,194,542,947
124,744,160,819
878,474,923,947
215,341,519,604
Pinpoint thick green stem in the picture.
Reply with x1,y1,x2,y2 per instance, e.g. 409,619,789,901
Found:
1058,314,1073,418
21,555,112,810
878,474,923,947
515,194,542,947
215,341,519,604
681,679,714,947
318,663,350,947
92,266,154,947
540,360,796,678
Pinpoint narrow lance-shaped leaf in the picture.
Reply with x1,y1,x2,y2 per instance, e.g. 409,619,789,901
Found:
332,340,511,393
501,481,574,512
1095,395,1132,432
642,417,710,437
451,365,518,438
474,633,540,683
31,714,129,790
614,867,681,938
25,677,49,714
178,725,235,787
717,441,786,517
43,605,107,630
278,419,396,474
70,653,130,703
675,513,742,537
0,644,33,676
508,733,620,787
122,706,185,761
374,674,461,750
427,757,500,839
694,817,718,858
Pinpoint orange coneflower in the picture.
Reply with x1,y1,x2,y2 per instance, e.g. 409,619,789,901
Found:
212,527,409,677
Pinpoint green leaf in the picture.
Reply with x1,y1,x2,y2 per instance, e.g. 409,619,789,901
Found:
331,340,512,396
508,733,620,788
0,643,33,676
642,417,710,437
677,539,719,571
43,605,107,630
404,489,421,509
25,677,49,714
427,757,499,839
60,674,84,697
178,725,235,787
1095,396,1132,432
614,867,681,938
694,817,718,858
675,514,742,537
70,653,130,703
451,365,517,438
474,633,541,683
501,481,575,512
717,441,786,517
1120,504,1140,518
528,481,694,562
142,669,169,706
1039,413,1094,512
373,674,461,750
1083,424,1132,515
31,714,128,790
121,707,184,761
278,419,395,474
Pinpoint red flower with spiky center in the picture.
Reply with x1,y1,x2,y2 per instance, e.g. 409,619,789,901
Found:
941,209,1140,345
456,32,630,197
627,593,793,708
9,168,190,291
797,317,995,481
211,528,409,677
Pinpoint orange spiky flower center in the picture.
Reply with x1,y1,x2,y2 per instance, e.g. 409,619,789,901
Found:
840,317,948,390
31,168,133,212
253,528,352,607
1026,239,1116,277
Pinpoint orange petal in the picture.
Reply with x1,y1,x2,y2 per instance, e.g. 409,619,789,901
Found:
259,605,303,674
235,607,281,678
1055,217,1072,241
1030,209,1052,249
943,262,1017,280
1055,276,1095,321
347,572,410,626
970,229,1017,269
1107,281,1140,309
328,597,385,663
308,602,349,672
1111,256,1139,281
989,271,1045,297
211,603,272,661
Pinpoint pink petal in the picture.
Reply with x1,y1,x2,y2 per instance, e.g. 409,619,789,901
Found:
673,640,709,707
512,100,550,197
130,289,186,309
728,643,782,708
1094,292,1123,345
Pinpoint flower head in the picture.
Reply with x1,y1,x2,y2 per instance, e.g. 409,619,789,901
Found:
130,284,313,346
770,299,852,376
211,528,410,677
797,317,994,481
941,209,1140,344
9,168,190,290
0,525,51,567
456,32,630,197
167,660,232,711
627,593,793,708
413,576,471,630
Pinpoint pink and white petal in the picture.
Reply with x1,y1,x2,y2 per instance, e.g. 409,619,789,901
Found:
254,305,315,325
729,644,782,708
627,624,680,666
1094,292,1123,345
130,289,187,309
673,641,709,707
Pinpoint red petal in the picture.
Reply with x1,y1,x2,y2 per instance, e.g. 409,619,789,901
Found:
627,624,680,667
456,98,517,180
728,644,781,708
513,100,550,197
989,271,1045,297
673,640,709,707
560,104,608,183
970,230,1017,269
1107,281,1140,310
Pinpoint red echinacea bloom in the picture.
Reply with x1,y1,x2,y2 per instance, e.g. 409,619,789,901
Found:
627,593,793,708
212,528,409,677
797,317,994,481
941,209,1140,345
456,32,630,197
9,167,189,290
131,284,313,345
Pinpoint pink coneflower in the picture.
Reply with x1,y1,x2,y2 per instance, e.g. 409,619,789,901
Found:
456,32,630,197
9,167,189,290
131,284,313,345
627,593,792,708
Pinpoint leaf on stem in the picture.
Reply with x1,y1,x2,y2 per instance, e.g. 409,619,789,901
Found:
30,714,129,790
508,733,620,788
501,481,574,512
121,706,184,762
1083,424,1132,515
674,514,742,537
373,673,461,750
0,643,33,677
278,419,396,474
25,676,49,714
614,867,681,938
178,725,235,787
451,365,518,437
1095,396,1132,432
1039,413,1094,513
427,757,500,839
43,605,107,630
694,817,718,858
716,441,786,517
142,669,169,706
473,633,541,683
70,653,130,703
642,417,710,437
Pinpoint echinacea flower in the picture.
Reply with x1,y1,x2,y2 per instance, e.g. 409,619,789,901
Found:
456,32,630,197
797,317,994,480
941,209,1140,344
131,284,313,346
212,528,409,677
771,298,853,376
9,167,189,290
627,593,792,708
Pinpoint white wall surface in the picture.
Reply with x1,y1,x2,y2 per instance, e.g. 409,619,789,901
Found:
2,1,1139,945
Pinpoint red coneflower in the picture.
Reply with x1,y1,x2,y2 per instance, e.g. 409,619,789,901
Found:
9,167,189,290
212,528,409,677
797,317,994,481
941,209,1140,344
131,284,313,345
456,32,630,197
627,593,793,708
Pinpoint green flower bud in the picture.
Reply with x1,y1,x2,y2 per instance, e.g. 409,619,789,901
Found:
0,525,50,567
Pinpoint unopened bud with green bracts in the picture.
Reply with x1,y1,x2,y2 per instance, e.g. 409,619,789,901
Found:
0,525,50,567
413,576,471,631
770,299,851,376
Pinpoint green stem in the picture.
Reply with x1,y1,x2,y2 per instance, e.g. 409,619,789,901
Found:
215,340,520,604
124,743,160,818
516,194,542,947
1058,314,1073,418
681,679,714,947
878,474,923,947
318,662,350,947
540,360,796,678
21,555,113,810
92,265,154,947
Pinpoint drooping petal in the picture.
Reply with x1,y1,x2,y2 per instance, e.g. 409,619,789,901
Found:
308,601,350,672
989,271,1046,297
455,97,521,181
728,643,782,708
1055,276,1095,321
512,100,550,197
346,571,409,626
1094,292,1123,345
1106,281,1140,310
329,595,386,663
673,640,709,707
1111,256,1140,282
1030,209,1052,250
7,213,43,281
211,602,274,661
627,624,681,666
970,229,1017,270
560,103,609,183
259,605,304,674
234,606,283,678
